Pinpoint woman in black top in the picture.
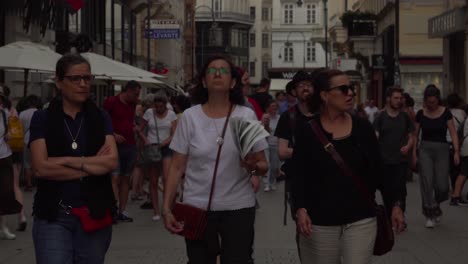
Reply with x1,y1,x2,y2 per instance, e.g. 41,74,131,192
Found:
412,85,459,228
292,69,405,263
30,54,118,264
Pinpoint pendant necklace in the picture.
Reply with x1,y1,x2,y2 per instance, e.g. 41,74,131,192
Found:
64,117,84,150
213,118,224,146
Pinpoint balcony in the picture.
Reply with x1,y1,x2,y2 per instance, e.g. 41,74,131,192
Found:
195,11,254,26
347,20,376,39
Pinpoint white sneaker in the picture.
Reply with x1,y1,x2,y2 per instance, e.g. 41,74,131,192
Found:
263,186,271,192
434,216,441,225
425,218,435,228
0,228,16,240
152,215,161,221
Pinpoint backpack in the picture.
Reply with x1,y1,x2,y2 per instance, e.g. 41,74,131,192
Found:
7,114,24,152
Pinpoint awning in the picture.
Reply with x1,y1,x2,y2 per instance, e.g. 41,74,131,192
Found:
270,78,291,92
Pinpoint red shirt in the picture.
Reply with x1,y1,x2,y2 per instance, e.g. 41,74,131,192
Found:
103,95,136,145
248,97,264,120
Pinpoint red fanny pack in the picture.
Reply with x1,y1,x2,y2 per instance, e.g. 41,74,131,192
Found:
70,206,113,233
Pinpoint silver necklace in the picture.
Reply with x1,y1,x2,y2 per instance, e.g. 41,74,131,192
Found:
64,117,84,150
212,118,224,146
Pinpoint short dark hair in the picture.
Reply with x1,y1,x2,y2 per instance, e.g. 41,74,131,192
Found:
386,87,404,98
123,80,141,92
308,69,346,112
259,78,270,88
192,55,244,105
56,54,91,80
423,84,441,102
446,93,463,109
275,91,286,99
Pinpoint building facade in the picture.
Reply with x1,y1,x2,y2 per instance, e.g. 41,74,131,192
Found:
429,0,467,100
248,0,273,85
352,0,445,108
269,0,327,92
194,0,254,75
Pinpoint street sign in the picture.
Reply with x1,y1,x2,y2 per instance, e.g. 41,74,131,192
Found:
144,19,180,39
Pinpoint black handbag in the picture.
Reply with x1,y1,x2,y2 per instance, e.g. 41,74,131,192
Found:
309,119,395,256
141,109,162,164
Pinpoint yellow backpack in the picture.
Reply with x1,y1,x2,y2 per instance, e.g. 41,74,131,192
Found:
7,115,24,152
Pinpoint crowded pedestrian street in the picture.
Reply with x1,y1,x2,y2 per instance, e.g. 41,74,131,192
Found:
1,178,468,264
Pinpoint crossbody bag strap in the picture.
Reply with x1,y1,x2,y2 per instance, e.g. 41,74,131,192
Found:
309,119,375,208
152,109,161,144
206,104,234,211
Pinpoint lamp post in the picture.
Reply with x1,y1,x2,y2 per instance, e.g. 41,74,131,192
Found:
194,5,219,76
297,0,328,68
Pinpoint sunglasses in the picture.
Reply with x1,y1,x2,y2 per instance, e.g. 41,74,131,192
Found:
64,75,94,84
206,67,231,76
327,85,355,95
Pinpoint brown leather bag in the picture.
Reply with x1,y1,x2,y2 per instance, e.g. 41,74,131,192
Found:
172,105,233,241
309,119,394,256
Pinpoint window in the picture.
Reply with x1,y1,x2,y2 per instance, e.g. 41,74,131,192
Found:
262,33,269,48
231,29,239,47
250,61,256,77
250,33,256,47
262,7,269,21
262,61,269,78
250,6,256,19
284,4,293,24
307,4,317,24
241,32,249,48
307,42,316,62
284,47,293,62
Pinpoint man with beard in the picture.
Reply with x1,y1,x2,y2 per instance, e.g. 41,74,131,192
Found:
373,87,414,224
274,70,316,256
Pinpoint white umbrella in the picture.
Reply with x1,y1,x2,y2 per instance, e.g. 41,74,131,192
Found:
95,75,184,94
0,41,61,95
81,52,165,79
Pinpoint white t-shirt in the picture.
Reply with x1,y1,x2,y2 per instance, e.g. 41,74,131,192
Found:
447,108,466,143
365,106,379,124
0,109,12,159
143,109,177,144
19,108,38,145
170,104,268,211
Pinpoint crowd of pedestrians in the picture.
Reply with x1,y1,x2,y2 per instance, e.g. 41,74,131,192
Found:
1,53,468,264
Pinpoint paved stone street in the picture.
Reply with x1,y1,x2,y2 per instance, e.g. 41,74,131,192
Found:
1,176,468,264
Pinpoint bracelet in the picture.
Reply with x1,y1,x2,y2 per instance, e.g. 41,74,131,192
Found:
295,208,308,218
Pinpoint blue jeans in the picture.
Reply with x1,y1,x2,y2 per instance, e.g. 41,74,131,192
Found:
33,211,112,264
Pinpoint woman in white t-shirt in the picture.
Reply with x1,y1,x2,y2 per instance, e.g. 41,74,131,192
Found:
139,96,177,221
162,55,268,263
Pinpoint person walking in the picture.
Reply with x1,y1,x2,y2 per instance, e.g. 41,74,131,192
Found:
412,85,459,228
162,55,268,264
250,78,273,112
373,87,414,224
103,80,141,222
29,54,118,263
364,99,379,123
292,69,405,263
261,100,280,192
0,89,22,240
138,96,177,221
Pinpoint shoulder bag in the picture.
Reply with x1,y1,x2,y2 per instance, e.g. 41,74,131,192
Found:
309,119,394,256
141,109,162,164
172,104,233,241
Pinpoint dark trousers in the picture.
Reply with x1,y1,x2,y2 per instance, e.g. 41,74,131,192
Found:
381,163,408,217
449,148,460,190
33,211,112,264
185,207,255,264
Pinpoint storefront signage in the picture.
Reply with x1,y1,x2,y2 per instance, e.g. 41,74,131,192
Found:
268,69,316,79
429,8,465,38
145,19,180,39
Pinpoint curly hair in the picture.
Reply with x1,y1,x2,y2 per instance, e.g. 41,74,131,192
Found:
191,55,244,105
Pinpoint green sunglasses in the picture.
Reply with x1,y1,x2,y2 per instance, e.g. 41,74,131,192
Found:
206,67,231,76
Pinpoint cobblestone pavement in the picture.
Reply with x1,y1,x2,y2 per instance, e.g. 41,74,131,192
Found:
1,176,468,264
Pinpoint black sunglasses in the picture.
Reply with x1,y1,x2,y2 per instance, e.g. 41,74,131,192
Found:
327,85,356,95
64,75,94,84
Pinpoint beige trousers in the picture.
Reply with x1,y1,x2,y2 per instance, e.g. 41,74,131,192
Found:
299,217,377,264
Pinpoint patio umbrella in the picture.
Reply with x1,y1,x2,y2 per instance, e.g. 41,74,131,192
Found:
81,52,165,79
0,41,61,95
95,75,184,94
